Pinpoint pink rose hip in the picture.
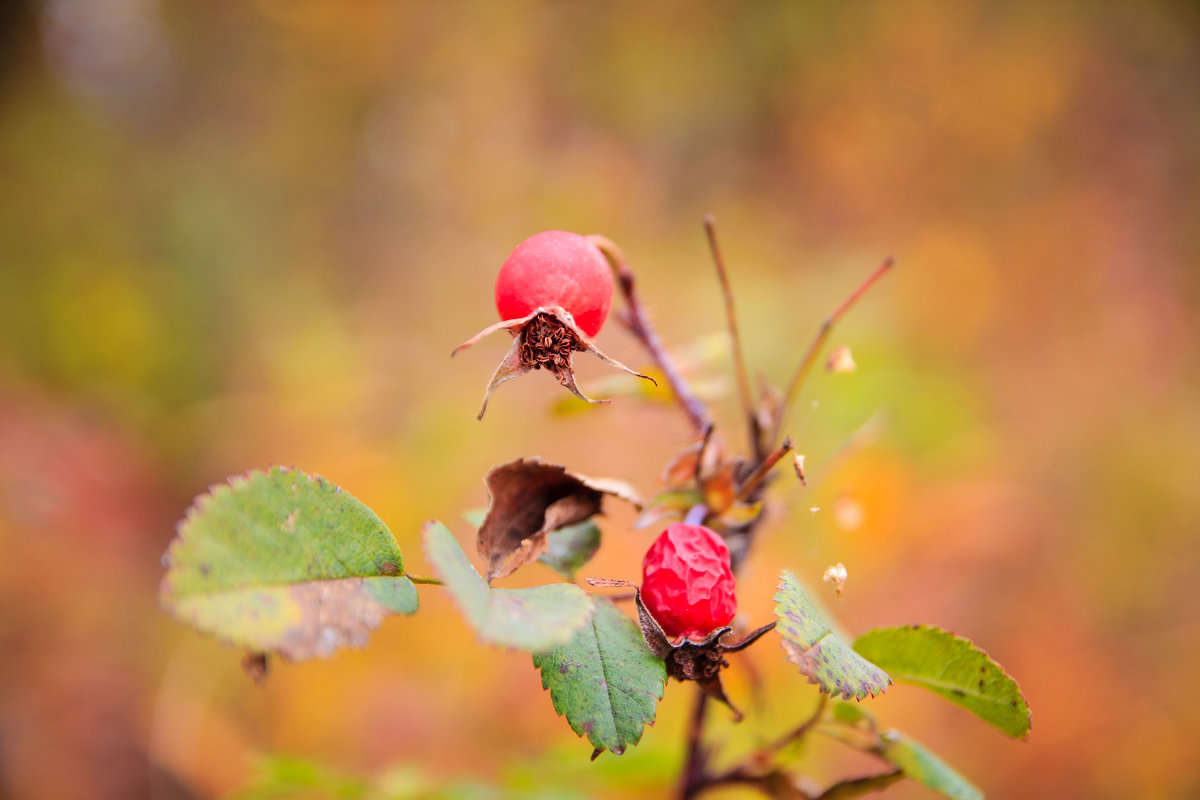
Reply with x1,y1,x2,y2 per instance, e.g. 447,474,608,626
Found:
454,229,653,418
641,523,737,642
494,230,614,337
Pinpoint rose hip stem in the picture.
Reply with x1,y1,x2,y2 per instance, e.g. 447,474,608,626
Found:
702,215,759,457
588,234,712,434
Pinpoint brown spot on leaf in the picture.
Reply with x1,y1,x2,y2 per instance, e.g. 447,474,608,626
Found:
277,580,390,660
781,638,822,684
379,561,399,576
478,458,640,580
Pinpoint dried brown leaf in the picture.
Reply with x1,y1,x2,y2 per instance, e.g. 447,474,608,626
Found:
479,458,640,580
702,463,739,515
278,580,400,660
662,442,702,487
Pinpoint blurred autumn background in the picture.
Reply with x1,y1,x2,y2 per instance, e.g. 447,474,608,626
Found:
3,1,1200,798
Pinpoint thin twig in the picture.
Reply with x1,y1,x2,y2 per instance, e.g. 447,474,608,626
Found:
696,694,827,796
684,502,710,526
773,257,894,444
733,436,794,504
590,234,712,434
703,215,759,456
815,769,904,800
693,422,716,483
694,766,901,800
687,766,789,797
762,693,828,754
679,687,711,799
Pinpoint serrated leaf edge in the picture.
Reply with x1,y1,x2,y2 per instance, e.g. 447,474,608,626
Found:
773,571,891,701
534,601,666,758
854,624,1032,739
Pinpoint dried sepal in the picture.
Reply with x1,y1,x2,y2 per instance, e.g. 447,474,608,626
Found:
584,577,638,589
585,577,776,721
479,459,641,581
474,336,530,421
723,621,778,652
453,305,655,419
450,313,530,357
630,588,775,721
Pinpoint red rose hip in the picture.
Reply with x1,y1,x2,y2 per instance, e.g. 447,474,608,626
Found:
642,523,737,642
495,230,613,337
454,229,652,418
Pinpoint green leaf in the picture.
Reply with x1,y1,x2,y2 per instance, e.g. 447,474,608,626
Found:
160,467,417,660
878,729,984,800
538,520,602,580
773,571,890,700
853,625,1031,739
423,521,593,650
532,597,666,757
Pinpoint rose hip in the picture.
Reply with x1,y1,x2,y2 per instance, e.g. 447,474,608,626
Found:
641,523,736,642
495,230,613,337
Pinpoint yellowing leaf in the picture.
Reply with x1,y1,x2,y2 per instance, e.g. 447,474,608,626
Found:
160,467,417,661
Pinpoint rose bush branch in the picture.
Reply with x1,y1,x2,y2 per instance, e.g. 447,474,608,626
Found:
702,215,760,458
157,224,1029,800
589,233,712,434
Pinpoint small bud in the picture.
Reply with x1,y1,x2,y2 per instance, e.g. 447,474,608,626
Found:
826,345,856,374
792,453,807,485
823,562,848,597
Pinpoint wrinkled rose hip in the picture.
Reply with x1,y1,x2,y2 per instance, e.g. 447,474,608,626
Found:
641,523,736,642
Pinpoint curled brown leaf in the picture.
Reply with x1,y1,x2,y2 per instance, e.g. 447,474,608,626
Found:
478,458,641,580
